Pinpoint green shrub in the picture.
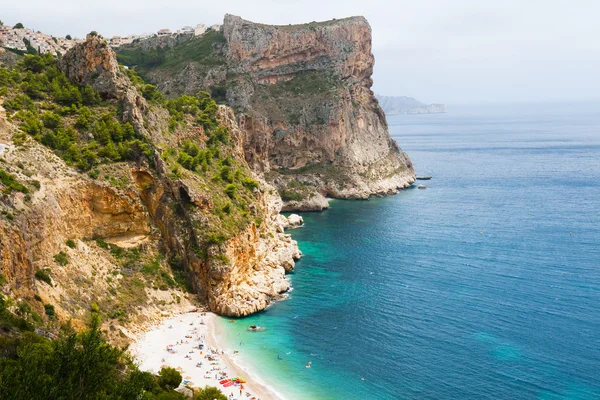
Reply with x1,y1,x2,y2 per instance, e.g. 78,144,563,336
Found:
141,84,164,103
81,85,101,105
280,189,305,202
242,177,259,190
34,269,52,285
4,93,34,111
96,238,110,249
75,106,93,129
158,367,182,390
161,272,176,288
141,259,160,275
219,166,232,182
17,302,31,315
205,233,225,246
31,312,43,323
44,303,55,318
221,202,232,215
66,239,76,248
41,111,61,129
224,184,236,199
54,251,69,266
193,386,227,400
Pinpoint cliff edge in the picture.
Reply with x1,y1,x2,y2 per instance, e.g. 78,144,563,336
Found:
117,15,415,210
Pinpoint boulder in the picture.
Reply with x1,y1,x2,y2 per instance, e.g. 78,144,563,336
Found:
287,214,304,228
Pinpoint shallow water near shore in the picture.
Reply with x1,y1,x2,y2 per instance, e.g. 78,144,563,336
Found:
217,103,600,399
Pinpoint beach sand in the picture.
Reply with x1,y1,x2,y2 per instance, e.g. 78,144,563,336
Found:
129,312,281,400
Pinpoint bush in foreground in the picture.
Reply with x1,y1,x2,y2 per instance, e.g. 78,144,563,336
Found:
0,308,228,400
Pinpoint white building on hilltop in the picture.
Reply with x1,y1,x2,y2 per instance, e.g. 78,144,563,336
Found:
0,25,79,54
194,24,207,36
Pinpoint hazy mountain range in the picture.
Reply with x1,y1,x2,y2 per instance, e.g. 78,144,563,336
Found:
376,95,447,115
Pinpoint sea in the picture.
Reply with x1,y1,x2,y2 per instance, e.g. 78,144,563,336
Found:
216,102,600,399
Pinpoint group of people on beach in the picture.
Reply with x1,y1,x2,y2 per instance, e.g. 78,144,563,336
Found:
159,316,259,400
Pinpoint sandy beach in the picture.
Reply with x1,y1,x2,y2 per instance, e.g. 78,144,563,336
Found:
129,312,282,400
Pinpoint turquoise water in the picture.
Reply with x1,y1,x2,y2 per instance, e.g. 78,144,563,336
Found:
218,103,600,399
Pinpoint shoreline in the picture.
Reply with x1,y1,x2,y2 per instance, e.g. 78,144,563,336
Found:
209,316,285,400
129,311,283,400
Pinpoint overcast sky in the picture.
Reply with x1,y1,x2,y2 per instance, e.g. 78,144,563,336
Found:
3,0,599,104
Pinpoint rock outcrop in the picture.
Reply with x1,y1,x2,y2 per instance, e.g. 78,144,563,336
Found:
59,34,125,99
117,15,416,210
60,35,169,143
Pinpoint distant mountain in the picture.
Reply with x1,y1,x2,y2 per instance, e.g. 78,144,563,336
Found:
376,95,447,115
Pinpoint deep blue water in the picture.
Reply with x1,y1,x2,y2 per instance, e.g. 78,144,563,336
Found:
219,103,600,399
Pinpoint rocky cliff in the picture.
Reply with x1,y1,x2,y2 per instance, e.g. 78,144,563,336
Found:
117,15,415,210
1,14,417,333
0,34,300,330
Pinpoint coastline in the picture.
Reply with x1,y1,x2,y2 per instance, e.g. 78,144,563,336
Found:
210,316,285,400
129,311,283,400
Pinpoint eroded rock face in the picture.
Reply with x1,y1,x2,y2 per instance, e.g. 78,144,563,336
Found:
117,15,416,209
222,14,374,84
59,35,125,98
221,15,415,204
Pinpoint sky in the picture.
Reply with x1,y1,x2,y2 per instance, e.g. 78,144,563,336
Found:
2,0,599,104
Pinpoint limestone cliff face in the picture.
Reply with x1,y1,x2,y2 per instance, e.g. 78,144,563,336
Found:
0,106,196,341
1,37,301,323
223,15,414,206
222,15,374,84
117,15,416,210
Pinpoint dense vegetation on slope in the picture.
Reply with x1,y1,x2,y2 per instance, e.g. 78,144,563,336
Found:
116,29,226,75
0,53,152,171
0,52,261,248
0,300,226,399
